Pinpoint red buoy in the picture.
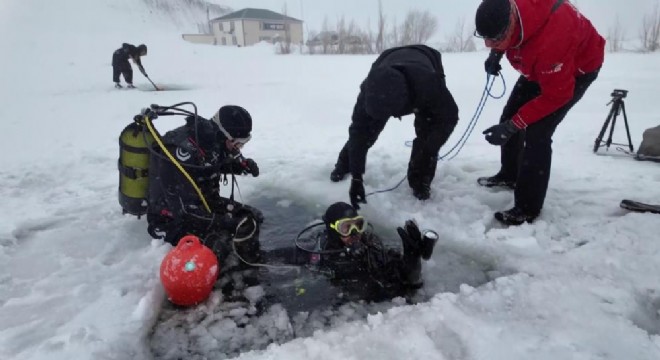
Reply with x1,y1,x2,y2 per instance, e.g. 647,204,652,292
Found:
160,235,219,306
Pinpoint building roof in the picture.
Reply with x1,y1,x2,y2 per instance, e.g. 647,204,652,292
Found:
210,8,302,23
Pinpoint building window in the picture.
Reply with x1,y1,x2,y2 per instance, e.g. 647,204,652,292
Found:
221,37,227,45
262,22,286,31
230,21,235,33
232,36,237,45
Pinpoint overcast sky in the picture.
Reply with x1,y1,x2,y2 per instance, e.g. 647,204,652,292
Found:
214,0,659,42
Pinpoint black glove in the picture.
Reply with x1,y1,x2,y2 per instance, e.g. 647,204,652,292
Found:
397,219,422,256
243,158,259,177
484,50,504,76
349,177,366,209
483,120,520,146
139,66,147,77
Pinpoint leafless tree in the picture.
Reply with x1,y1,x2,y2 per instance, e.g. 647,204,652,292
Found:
607,16,626,53
336,16,347,54
306,30,318,54
375,0,386,53
443,18,477,53
387,16,401,47
361,19,376,54
276,3,292,54
400,10,438,45
321,16,332,54
639,3,660,52
386,10,437,47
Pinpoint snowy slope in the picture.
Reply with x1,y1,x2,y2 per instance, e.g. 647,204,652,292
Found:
1,1,660,360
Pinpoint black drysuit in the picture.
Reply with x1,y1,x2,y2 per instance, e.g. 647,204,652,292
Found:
112,43,144,84
334,45,459,191
262,229,424,303
146,116,260,260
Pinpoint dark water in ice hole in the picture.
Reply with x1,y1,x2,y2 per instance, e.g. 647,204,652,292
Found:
149,195,509,360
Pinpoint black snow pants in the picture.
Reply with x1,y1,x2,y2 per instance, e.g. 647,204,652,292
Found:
334,115,454,190
112,49,133,84
497,70,599,214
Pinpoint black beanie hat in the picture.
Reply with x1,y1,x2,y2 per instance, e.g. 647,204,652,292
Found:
364,66,409,119
323,202,358,234
212,105,252,139
475,0,512,39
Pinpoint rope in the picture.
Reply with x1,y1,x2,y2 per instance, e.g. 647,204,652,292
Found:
438,73,506,161
230,217,301,272
365,73,507,198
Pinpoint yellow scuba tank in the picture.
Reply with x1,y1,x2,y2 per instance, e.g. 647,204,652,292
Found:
118,122,155,217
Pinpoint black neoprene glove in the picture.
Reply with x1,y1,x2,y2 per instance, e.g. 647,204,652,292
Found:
483,120,520,146
397,220,422,256
484,50,504,76
243,158,259,177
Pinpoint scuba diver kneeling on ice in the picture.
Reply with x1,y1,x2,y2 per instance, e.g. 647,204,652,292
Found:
285,202,439,301
145,104,263,264
119,102,266,307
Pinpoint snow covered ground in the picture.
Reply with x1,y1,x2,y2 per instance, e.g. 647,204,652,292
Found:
1,0,660,359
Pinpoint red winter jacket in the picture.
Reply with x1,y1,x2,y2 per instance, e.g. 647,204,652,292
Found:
505,0,605,128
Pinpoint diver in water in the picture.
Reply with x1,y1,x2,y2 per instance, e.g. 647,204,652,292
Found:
263,202,439,303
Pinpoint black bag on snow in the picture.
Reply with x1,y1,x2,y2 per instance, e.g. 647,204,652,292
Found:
636,124,660,162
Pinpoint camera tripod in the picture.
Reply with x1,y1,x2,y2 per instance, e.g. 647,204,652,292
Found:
593,89,633,153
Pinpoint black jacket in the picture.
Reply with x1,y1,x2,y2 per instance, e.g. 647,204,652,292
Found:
112,43,143,69
146,116,252,244
348,45,459,177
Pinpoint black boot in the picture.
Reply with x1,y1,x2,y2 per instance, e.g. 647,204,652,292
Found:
477,172,516,189
494,207,539,226
408,149,436,200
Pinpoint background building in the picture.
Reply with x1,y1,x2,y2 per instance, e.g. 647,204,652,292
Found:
183,8,303,47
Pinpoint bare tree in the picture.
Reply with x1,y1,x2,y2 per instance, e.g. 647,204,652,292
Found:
306,30,318,54
443,18,476,52
375,0,386,53
361,19,376,54
336,16,347,54
387,16,400,48
276,3,292,54
398,10,438,46
607,16,626,53
321,16,332,54
639,3,660,52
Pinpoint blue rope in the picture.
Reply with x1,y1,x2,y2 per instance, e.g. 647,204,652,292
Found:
366,73,507,198
438,72,506,161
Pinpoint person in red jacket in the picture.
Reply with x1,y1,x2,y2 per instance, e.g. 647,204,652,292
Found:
474,0,605,225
